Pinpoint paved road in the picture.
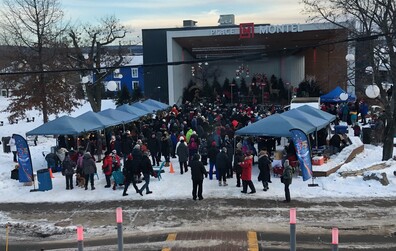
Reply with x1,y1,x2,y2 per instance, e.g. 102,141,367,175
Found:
1,198,395,250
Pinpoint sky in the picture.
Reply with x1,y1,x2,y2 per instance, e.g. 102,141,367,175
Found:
60,0,310,42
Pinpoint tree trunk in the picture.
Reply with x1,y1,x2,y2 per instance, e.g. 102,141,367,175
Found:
382,119,394,160
86,83,101,112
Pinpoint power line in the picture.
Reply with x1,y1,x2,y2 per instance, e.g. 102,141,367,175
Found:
0,31,393,77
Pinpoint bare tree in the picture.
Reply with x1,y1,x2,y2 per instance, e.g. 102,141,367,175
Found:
67,16,128,112
0,0,80,123
302,0,396,160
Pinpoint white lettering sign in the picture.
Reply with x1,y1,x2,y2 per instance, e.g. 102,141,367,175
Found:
210,24,303,36
210,28,238,35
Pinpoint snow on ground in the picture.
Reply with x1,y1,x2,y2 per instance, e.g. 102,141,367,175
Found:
0,96,395,205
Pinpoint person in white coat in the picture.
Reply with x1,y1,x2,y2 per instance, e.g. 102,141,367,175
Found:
8,136,17,162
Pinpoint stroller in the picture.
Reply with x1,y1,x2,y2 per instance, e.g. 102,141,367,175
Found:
111,164,125,190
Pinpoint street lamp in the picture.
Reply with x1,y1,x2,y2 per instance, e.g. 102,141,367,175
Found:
345,53,356,96
230,83,235,104
286,82,291,104
260,82,266,104
157,86,161,102
365,66,380,99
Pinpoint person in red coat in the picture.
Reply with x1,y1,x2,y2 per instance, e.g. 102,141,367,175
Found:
102,151,113,188
240,151,256,194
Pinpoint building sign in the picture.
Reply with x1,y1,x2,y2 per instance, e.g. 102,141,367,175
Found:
218,14,235,26
239,23,255,39
210,23,303,36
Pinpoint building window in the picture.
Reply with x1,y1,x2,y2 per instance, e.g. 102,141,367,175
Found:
132,81,139,90
131,68,138,78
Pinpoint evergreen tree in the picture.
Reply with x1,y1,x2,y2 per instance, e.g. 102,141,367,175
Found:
131,86,143,102
201,79,213,101
115,85,131,106
270,74,278,89
240,77,248,96
212,77,222,97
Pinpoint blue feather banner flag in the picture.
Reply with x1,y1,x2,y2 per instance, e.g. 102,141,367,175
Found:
13,134,34,183
289,129,313,181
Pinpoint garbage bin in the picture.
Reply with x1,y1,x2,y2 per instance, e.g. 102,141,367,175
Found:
362,127,372,144
37,169,52,191
2,136,11,153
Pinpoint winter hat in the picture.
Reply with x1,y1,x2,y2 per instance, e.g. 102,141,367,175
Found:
236,142,242,150
112,150,117,154
134,144,141,150
222,147,227,152
211,141,216,147
127,154,133,160
179,136,184,141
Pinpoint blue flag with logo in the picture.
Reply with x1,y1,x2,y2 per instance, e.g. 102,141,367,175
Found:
13,134,34,183
289,129,312,181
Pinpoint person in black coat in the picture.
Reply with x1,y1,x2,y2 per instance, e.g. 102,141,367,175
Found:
207,141,219,180
147,132,160,166
139,152,154,195
122,152,141,196
257,150,271,191
233,146,244,187
216,147,230,186
189,153,208,200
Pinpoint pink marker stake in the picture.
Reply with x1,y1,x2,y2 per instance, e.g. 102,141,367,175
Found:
332,227,339,251
290,208,296,251
77,226,83,251
116,207,124,251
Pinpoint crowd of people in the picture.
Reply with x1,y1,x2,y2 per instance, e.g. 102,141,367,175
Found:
43,98,384,203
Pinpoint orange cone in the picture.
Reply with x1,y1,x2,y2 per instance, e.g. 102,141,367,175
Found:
169,162,175,174
49,168,55,178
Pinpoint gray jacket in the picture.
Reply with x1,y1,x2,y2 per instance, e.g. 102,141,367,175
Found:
82,153,96,175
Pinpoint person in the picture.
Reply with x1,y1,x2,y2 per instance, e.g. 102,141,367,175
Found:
147,132,160,166
139,151,154,195
96,134,104,162
82,152,96,190
215,147,230,186
61,152,75,190
281,159,293,203
176,136,189,174
240,151,256,194
122,153,141,196
257,150,271,191
207,141,219,180
102,151,113,188
8,136,17,162
198,138,208,165
189,153,208,200
373,114,384,145
161,132,171,166
233,143,244,187
329,134,346,154
75,149,85,186
359,100,369,124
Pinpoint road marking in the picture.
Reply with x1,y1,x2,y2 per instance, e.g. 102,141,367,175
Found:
247,231,259,251
162,233,177,251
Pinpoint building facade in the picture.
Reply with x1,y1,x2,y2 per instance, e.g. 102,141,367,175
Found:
142,17,350,105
